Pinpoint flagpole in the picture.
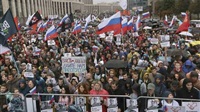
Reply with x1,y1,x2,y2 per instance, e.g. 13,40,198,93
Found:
58,34,63,48
11,51,20,75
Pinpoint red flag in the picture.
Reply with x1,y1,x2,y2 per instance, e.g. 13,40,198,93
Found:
176,12,190,33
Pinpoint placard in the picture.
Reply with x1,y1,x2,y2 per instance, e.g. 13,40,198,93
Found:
150,38,158,44
91,106,102,112
126,99,137,108
75,97,86,106
106,36,113,43
160,41,170,48
61,57,86,73
47,40,56,46
182,102,200,112
107,107,118,112
63,53,72,57
196,24,200,28
166,106,185,112
91,97,101,107
147,99,159,109
24,72,34,78
107,98,118,108
158,56,171,62
160,35,170,42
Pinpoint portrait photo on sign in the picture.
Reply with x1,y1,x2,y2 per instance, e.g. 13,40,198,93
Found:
126,99,137,108
54,103,67,111
107,98,117,107
75,97,86,105
26,63,32,71
147,99,159,109
91,97,101,106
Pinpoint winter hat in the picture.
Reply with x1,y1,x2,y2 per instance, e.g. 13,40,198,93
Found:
147,83,155,90
163,91,172,97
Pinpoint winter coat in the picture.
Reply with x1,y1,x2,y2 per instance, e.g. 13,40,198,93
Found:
182,60,195,74
18,79,29,96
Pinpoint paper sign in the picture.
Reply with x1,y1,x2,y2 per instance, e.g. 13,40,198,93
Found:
147,99,159,109
24,72,34,78
107,107,118,112
75,97,86,106
126,99,137,107
47,40,56,46
91,106,102,112
150,38,158,44
116,36,121,45
166,106,185,112
106,36,113,43
146,109,158,112
63,53,71,57
91,97,101,107
182,102,200,112
158,56,171,62
61,57,86,73
160,35,170,42
196,24,200,28
160,41,170,47
107,98,118,107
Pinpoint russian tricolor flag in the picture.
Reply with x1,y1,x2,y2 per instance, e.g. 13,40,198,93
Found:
164,15,168,26
72,23,81,34
114,17,128,35
49,95,55,104
181,12,186,18
37,20,48,32
59,14,69,26
142,12,150,18
44,25,58,41
127,17,133,31
169,16,176,27
133,15,141,32
0,45,10,54
29,86,37,94
96,11,121,34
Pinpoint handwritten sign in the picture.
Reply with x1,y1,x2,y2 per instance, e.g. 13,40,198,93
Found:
182,102,200,112
166,106,185,112
150,38,158,44
61,57,86,73
160,35,170,42
160,41,170,48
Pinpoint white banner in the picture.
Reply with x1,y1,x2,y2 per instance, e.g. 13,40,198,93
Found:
61,57,86,73
160,35,170,42
160,41,170,48
150,38,158,44
91,106,102,112
166,106,185,112
182,102,200,112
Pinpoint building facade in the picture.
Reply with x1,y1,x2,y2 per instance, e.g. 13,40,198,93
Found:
127,0,148,10
0,0,120,18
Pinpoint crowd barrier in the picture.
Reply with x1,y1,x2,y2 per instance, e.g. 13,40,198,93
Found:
24,93,200,112
0,93,199,112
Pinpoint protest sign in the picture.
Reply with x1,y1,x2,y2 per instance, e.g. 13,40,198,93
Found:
48,40,56,46
160,41,170,48
150,38,158,44
182,102,200,112
24,72,34,78
91,106,102,112
160,35,170,42
107,107,118,112
166,106,185,112
61,57,86,73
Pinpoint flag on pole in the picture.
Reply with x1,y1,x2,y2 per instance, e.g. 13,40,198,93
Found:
114,17,128,35
176,12,190,33
119,0,127,10
84,14,96,31
0,8,18,52
127,17,133,30
169,16,176,28
72,23,82,34
29,86,37,94
44,25,58,41
37,20,48,32
164,15,168,26
96,11,121,34
142,12,150,18
14,17,21,31
49,95,55,104
28,11,42,26
133,15,141,32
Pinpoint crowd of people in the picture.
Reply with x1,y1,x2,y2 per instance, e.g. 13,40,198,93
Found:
0,14,200,112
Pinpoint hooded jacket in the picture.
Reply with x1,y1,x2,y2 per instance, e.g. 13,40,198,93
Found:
176,79,199,105
154,75,166,97
182,60,195,74
18,79,29,96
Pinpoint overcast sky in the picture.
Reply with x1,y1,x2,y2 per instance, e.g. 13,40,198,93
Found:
93,0,116,4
